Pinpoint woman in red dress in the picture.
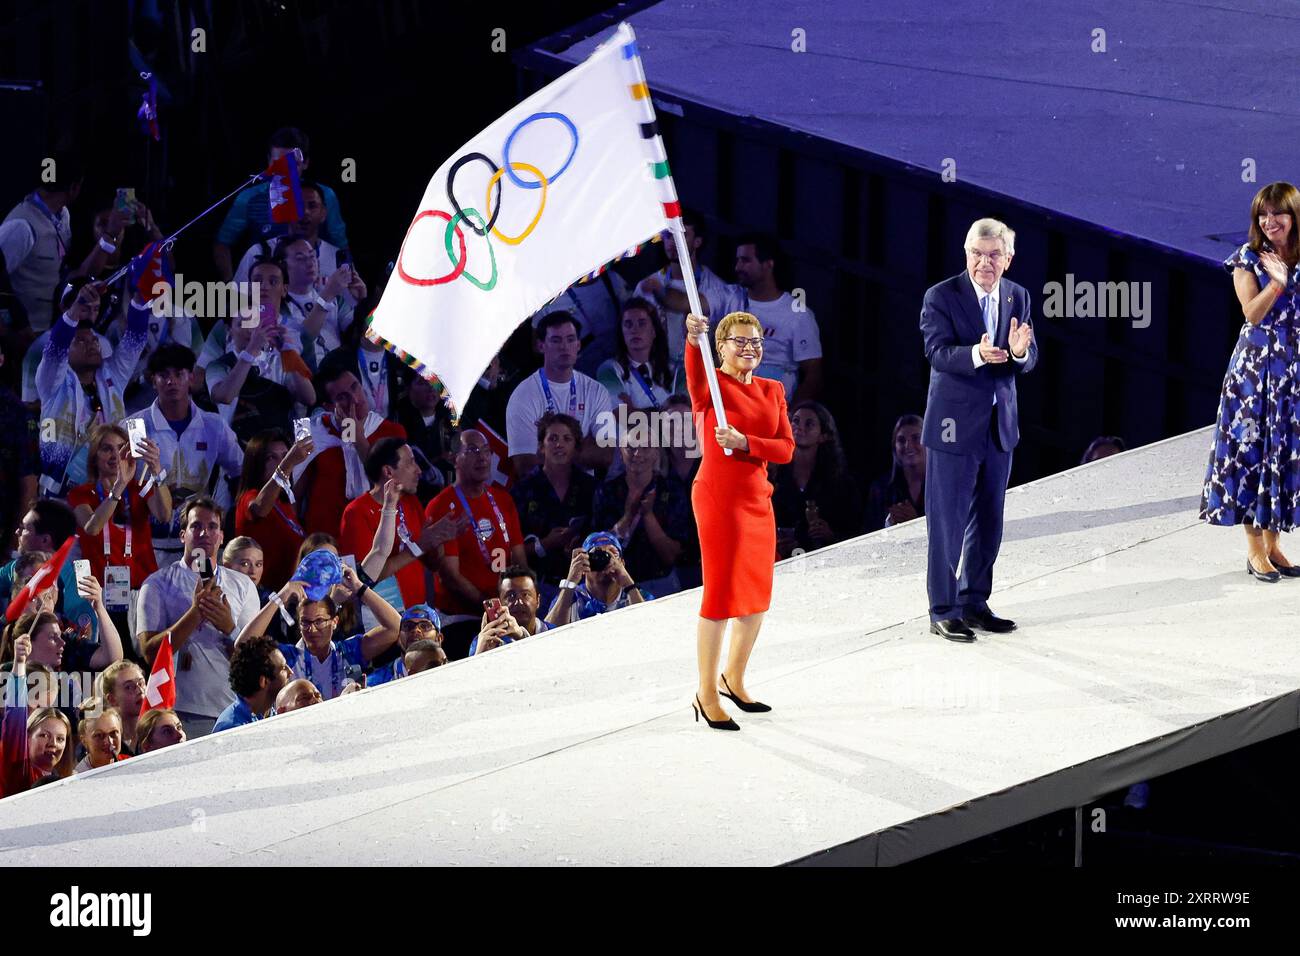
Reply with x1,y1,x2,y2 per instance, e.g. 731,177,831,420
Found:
684,312,794,730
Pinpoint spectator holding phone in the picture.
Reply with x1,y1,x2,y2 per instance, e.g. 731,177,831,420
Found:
233,429,313,591
545,532,648,625
1,572,125,678
135,496,260,738
1,502,96,636
280,236,364,360
468,568,553,654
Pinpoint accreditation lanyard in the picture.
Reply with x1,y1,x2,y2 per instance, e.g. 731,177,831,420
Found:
299,640,344,699
96,482,133,559
275,500,304,537
393,502,422,558
29,192,68,260
453,486,510,566
357,348,387,415
628,363,660,409
538,371,577,418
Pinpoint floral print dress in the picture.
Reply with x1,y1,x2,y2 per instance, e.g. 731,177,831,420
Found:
1201,243,1300,531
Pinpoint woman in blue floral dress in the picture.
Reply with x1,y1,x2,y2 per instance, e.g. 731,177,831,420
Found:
1201,182,1300,581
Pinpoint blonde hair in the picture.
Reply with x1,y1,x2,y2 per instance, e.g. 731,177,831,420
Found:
222,536,262,565
77,702,122,741
96,659,144,705
27,707,75,779
85,423,132,483
136,708,184,753
714,311,763,353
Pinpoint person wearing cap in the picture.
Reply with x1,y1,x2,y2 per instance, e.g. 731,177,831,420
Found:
544,532,650,626
468,566,554,655
235,550,399,700
366,604,441,686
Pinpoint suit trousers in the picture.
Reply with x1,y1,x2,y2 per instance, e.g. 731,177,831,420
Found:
925,415,1013,621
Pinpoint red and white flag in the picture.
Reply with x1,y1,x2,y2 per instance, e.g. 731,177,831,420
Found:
4,538,73,623
141,632,176,714
479,421,515,489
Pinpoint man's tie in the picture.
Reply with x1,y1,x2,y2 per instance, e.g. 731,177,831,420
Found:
983,292,998,407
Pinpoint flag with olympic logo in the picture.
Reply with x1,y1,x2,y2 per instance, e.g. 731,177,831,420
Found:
368,22,677,416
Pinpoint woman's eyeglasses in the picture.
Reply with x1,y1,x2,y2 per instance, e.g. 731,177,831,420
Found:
726,336,763,350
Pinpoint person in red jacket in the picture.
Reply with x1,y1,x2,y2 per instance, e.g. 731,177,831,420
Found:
684,312,793,731
2,630,76,797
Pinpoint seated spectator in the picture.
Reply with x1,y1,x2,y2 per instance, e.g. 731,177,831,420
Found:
425,430,527,659
592,438,693,596
864,414,925,532
74,704,130,773
771,401,862,556
728,232,824,402
394,373,454,500
340,437,460,611
125,345,244,562
213,635,292,732
0,347,38,548
457,350,515,439
293,363,406,539
545,531,649,625
96,659,146,754
319,324,406,425
275,677,323,714
205,298,316,443
222,536,268,599
35,280,149,495
366,604,442,686
533,271,630,378
237,556,399,700
1,152,85,331
1,501,97,635
134,707,186,754
232,181,343,284
634,209,737,365
468,565,554,655
663,393,701,484
233,429,313,591
1082,435,1127,464
511,413,596,590
1,631,76,797
213,126,349,281
404,639,446,674
596,297,685,410
504,312,615,476
280,236,364,362
135,496,260,738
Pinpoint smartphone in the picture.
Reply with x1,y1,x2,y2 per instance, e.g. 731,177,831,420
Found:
73,559,92,582
114,188,137,225
483,598,503,622
196,552,213,581
126,418,149,456
258,298,279,330
340,554,357,573
293,417,313,443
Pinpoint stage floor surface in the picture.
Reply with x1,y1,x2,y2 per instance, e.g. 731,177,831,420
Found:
1,426,1297,865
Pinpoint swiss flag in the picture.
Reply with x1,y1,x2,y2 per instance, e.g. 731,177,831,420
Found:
141,632,176,714
479,421,515,489
4,538,73,623
264,149,305,224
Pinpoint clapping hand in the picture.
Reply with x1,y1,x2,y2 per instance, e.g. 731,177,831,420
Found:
1008,318,1033,359
1261,251,1290,287
978,333,1007,364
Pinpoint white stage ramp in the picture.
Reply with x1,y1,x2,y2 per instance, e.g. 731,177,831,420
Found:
2,426,1298,866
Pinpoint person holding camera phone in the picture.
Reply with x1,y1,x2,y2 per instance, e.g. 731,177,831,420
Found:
544,531,648,626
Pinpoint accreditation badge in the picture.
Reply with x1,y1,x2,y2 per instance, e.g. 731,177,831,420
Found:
104,565,132,611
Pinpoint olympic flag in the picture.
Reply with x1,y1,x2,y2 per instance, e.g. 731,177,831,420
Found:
367,22,676,415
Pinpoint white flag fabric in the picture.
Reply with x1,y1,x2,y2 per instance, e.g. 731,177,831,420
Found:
368,22,673,415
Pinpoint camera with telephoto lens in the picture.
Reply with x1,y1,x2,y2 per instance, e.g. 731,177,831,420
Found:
587,547,612,572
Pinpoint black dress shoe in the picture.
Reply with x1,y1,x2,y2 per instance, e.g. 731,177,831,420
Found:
930,619,976,642
1269,559,1300,578
1247,559,1281,583
962,607,1017,633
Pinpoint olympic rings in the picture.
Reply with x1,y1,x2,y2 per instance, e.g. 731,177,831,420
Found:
502,112,579,189
396,209,467,286
394,112,579,291
444,208,498,291
446,153,502,237
484,162,548,246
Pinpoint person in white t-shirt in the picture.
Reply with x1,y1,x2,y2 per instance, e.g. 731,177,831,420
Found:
231,183,341,285
532,272,629,378
279,236,363,361
634,209,738,366
729,233,823,403
504,312,615,477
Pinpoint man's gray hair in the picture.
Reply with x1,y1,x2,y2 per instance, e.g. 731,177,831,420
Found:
964,218,1016,256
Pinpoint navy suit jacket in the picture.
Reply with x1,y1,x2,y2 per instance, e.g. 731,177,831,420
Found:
920,272,1038,455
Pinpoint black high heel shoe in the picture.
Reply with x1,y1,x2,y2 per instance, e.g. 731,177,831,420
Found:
1268,554,1300,578
718,674,772,713
693,694,739,731
1247,558,1281,583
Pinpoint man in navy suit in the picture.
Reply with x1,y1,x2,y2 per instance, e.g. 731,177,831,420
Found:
920,219,1037,641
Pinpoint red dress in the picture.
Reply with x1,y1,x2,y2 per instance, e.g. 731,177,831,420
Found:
685,340,794,619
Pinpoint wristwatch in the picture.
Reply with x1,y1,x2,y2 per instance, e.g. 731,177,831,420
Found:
559,580,578,590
